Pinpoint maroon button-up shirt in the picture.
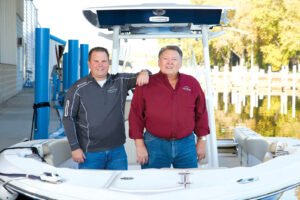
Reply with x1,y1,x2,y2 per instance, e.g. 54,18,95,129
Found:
129,71,210,140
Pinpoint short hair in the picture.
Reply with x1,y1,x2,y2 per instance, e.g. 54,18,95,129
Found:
158,45,183,59
88,47,109,61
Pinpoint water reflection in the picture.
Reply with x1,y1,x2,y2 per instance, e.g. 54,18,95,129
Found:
215,95,300,139
215,95,300,200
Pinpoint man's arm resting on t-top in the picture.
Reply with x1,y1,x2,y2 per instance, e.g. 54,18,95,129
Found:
120,70,151,90
136,70,150,86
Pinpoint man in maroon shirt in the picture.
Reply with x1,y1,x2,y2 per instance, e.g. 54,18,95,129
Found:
129,46,210,169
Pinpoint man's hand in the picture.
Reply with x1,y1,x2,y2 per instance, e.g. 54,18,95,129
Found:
72,148,86,163
134,139,148,165
196,140,206,161
136,70,149,86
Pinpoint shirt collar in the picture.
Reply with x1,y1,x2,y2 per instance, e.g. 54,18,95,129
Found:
158,71,181,89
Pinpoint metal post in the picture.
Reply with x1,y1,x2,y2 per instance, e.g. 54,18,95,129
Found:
80,44,89,78
63,53,69,91
251,38,254,69
52,73,57,100
111,26,120,74
223,65,228,112
292,65,296,118
34,28,50,139
57,79,61,93
267,66,271,110
68,40,79,87
201,25,219,167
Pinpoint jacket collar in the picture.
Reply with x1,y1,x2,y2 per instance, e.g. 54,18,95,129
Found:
87,73,111,82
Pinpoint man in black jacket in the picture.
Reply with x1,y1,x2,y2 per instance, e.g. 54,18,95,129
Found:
62,47,149,170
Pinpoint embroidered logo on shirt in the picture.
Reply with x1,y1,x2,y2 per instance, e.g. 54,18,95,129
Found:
107,86,118,93
182,86,191,92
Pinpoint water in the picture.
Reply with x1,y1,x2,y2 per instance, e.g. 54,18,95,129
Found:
215,95,300,139
215,95,300,200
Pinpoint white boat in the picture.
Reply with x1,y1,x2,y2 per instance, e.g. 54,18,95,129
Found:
1,4,300,200
1,127,300,200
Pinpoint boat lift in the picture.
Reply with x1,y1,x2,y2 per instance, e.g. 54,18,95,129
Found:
33,29,90,140
83,4,236,167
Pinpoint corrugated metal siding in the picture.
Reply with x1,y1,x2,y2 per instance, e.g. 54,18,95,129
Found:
0,0,18,104
16,0,24,20
24,0,38,81
0,0,17,65
16,15,24,92
0,64,17,103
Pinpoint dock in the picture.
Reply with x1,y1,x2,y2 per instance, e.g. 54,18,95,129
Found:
0,88,60,151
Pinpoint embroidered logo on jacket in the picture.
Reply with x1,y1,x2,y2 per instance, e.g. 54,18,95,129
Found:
64,100,69,117
182,86,191,92
107,86,118,94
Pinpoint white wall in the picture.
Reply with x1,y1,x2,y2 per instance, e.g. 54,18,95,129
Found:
0,0,17,65
17,14,24,92
23,0,38,82
0,0,18,103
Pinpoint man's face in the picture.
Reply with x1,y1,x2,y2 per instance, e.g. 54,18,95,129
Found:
88,51,109,81
158,49,182,76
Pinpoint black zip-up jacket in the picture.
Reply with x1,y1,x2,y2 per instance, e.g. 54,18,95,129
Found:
62,73,138,152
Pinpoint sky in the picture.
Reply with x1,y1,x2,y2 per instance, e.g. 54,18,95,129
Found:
33,0,189,55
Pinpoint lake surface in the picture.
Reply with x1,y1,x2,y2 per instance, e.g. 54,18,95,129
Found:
215,95,300,139
214,95,300,200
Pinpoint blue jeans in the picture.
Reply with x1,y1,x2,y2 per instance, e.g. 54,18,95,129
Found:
79,145,128,170
142,131,198,169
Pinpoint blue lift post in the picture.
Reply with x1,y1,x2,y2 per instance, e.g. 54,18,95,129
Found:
80,44,89,78
68,40,79,87
57,79,61,95
52,73,58,101
34,28,50,139
49,35,67,102
48,40,79,139
63,53,69,91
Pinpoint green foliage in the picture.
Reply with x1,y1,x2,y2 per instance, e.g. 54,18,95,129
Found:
159,0,300,69
256,117,276,137
258,96,281,117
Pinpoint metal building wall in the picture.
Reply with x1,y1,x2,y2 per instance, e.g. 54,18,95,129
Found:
0,0,17,64
17,15,24,92
0,0,24,104
24,0,38,82
0,0,18,104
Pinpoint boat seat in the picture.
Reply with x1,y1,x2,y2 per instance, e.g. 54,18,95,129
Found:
245,136,289,166
234,127,262,166
245,137,275,163
124,120,137,164
234,127,261,152
42,138,72,167
124,100,131,121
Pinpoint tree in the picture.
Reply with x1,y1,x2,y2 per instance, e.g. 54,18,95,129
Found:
159,0,300,69
280,0,300,66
